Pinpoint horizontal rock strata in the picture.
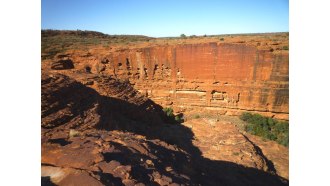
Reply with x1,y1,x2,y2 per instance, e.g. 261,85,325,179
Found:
58,42,288,119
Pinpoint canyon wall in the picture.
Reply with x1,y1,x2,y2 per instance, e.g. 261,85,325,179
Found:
72,42,289,119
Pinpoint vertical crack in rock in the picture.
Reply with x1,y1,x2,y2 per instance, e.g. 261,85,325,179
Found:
241,134,277,175
211,42,218,82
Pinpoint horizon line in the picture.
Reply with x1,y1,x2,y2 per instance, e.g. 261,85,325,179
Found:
41,29,289,38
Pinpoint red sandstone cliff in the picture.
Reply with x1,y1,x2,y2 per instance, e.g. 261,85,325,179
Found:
51,42,288,119
41,32,289,185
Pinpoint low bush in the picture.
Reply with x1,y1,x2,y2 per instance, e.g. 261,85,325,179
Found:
163,107,184,124
180,34,186,39
163,107,174,118
240,112,289,147
175,115,184,123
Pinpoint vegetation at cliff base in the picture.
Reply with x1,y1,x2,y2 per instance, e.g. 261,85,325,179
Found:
240,112,289,147
163,107,184,124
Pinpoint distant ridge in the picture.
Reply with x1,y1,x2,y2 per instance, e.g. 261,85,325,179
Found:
42,29,153,39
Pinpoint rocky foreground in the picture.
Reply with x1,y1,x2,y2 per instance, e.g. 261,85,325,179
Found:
41,71,288,186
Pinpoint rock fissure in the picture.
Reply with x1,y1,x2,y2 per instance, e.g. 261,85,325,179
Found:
242,134,277,174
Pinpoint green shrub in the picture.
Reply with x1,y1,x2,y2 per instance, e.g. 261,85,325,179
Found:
180,34,186,39
219,37,224,41
239,112,253,121
163,107,174,118
162,107,184,124
240,112,289,147
267,118,276,127
278,132,289,146
282,46,289,50
175,115,184,123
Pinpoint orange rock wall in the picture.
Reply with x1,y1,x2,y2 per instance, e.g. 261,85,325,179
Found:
76,43,289,119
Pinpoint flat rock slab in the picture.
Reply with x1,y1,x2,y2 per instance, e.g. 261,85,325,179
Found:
42,139,103,170
57,170,103,186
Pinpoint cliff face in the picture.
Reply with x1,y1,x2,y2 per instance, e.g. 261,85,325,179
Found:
73,42,288,119
43,39,288,120
41,72,288,185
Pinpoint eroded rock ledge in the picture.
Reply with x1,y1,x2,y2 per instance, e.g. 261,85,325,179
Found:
41,73,288,185
45,42,288,120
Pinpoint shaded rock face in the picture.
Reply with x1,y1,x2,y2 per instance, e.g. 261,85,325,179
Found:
41,73,164,131
51,59,74,70
67,43,288,119
41,72,288,186
41,73,99,129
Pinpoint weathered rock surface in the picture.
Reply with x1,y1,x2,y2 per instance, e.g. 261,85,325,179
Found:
184,119,268,170
183,118,288,179
245,133,289,179
41,72,288,185
41,31,289,185
43,40,288,120
51,59,74,70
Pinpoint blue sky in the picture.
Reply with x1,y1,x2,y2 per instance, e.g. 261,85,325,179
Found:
42,0,288,37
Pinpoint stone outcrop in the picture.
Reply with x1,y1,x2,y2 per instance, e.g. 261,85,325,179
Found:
41,72,288,186
59,42,288,120
41,72,164,131
51,59,74,70
41,31,289,185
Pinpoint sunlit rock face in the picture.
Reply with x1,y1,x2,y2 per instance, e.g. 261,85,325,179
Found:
78,43,288,119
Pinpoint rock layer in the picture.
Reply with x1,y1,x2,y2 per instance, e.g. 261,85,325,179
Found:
41,72,288,185
62,42,288,119
41,32,289,185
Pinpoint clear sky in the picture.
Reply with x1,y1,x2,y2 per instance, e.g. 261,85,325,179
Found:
41,0,288,37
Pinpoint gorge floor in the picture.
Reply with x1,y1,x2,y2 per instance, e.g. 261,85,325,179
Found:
42,116,288,186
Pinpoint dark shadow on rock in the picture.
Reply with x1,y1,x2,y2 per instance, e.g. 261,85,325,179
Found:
243,134,277,174
48,138,71,146
51,59,74,70
41,176,56,186
42,73,288,185
41,74,100,129
96,172,124,186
